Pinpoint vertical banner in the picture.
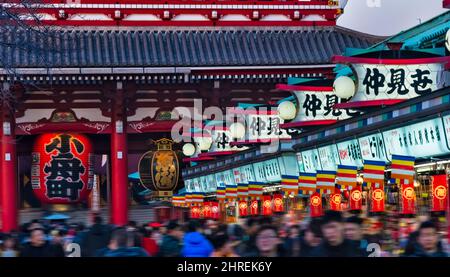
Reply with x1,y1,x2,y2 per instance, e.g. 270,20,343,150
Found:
211,202,219,220
89,175,100,212
238,201,248,217
401,183,416,215
371,184,385,213
190,206,200,218
329,190,342,211
431,175,448,212
262,196,272,216
273,193,284,213
250,200,259,216
349,186,363,211
203,202,212,219
310,192,323,218
199,204,205,219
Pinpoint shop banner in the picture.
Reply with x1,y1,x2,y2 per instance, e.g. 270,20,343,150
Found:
250,200,259,216
318,144,340,171
329,190,342,211
349,186,363,211
337,139,363,167
383,118,449,159
262,195,273,216
310,192,323,218
292,90,358,122
401,183,416,215
245,112,291,141
431,175,448,212
371,184,385,213
350,62,444,102
300,148,322,173
359,133,389,162
273,194,284,213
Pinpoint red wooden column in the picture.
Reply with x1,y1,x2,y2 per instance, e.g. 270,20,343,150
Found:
110,83,128,226
0,97,18,232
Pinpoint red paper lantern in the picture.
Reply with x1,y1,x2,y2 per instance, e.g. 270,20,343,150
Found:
31,133,93,204
273,194,284,213
349,187,362,211
250,200,259,216
431,175,448,212
262,196,272,216
310,192,322,218
371,185,385,213
238,201,248,217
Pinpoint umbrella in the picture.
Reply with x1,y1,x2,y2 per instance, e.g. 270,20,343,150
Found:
43,213,71,220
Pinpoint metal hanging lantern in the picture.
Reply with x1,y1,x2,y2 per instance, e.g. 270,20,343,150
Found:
138,138,179,198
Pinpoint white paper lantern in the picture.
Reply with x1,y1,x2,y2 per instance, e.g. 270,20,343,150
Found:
446,29,450,52
333,76,356,99
230,122,246,139
182,143,196,156
197,136,212,151
277,101,296,120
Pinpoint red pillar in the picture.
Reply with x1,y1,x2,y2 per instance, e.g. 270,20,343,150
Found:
1,107,18,232
110,86,128,226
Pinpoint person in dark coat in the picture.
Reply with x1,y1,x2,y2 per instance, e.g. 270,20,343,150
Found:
238,218,260,257
344,216,370,255
404,221,447,257
283,225,301,257
97,228,148,257
157,221,182,257
81,216,112,257
20,228,59,257
299,218,323,257
181,220,213,257
310,211,364,257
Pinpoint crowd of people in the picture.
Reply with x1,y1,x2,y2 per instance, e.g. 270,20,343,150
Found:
0,211,448,257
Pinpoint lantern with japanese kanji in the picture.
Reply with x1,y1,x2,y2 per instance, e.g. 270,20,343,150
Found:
31,133,94,204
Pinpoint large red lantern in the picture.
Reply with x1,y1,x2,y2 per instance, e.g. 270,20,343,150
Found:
273,194,284,213
250,200,259,216
238,201,248,217
262,196,272,216
349,187,362,211
310,192,322,218
31,133,94,204
211,202,220,220
329,191,342,211
371,185,385,213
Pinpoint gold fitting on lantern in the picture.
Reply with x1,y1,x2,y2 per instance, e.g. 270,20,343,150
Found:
155,138,174,151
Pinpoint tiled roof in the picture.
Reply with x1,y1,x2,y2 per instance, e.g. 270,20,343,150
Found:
1,26,382,68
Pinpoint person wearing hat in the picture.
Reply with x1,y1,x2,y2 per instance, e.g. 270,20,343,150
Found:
310,211,364,257
157,221,182,257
